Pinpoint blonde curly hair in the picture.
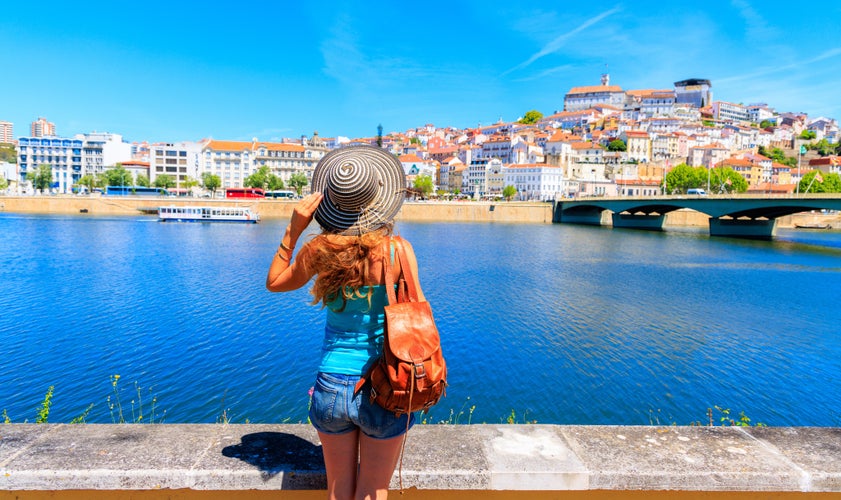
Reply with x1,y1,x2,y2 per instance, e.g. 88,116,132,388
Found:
308,226,392,311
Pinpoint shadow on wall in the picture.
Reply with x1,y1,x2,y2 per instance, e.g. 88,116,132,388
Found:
222,432,326,489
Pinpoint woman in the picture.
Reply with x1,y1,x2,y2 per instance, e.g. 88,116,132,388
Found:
266,145,423,500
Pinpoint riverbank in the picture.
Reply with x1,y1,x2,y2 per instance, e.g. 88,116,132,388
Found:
1,195,839,228
0,195,554,224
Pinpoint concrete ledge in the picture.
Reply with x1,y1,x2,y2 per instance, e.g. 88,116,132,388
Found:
1,425,839,494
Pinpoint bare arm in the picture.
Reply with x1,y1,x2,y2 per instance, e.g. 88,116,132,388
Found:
265,193,323,292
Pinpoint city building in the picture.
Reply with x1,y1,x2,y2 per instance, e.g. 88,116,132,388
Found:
564,74,625,112
712,101,751,124
80,132,133,178
504,163,570,200
0,121,13,143
16,136,83,193
202,140,254,189
30,117,56,137
621,130,652,163
674,79,712,108
149,141,202,187
122,160,150,184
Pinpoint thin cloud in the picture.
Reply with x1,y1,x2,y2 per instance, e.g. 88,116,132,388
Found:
730,0,776,42
717,47,841,84
514,64,574,82
503,7,621,76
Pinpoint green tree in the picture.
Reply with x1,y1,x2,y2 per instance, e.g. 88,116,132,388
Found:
663,163,706,194
800,171,841,193
104,165,132,187
0,175,7,191
518,110,543,124
26,164,53,192
135,174,150,187
244,165,272,189
709,167,748,193
267,175,285,191
288,172,308,196
202,172,222,196
607,139,627,152
413,174,434,198
182,176,199,190
76,174,97,194
799,130,817,140
759,119,773,129
502,184,517,201
154,174,175,189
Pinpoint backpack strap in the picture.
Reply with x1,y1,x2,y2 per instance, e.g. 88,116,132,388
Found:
354,236,400,395
392,237,419,303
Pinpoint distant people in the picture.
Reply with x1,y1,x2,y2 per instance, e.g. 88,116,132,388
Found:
266,145,423,499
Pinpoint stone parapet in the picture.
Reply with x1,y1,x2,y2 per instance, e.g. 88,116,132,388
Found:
1,424,839,497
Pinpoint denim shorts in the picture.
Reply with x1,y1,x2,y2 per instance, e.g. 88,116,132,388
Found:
308,372,415,439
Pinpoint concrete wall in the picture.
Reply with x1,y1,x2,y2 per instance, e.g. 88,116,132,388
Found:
0,196,553,224
1,424,838,499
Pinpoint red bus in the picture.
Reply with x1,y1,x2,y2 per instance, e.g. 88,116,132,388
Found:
225,187,265,199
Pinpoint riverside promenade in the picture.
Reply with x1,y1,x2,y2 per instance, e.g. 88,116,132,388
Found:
1,195,836,228
1,424,839,498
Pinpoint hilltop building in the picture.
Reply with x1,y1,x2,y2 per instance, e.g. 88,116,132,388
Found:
674,79,712,108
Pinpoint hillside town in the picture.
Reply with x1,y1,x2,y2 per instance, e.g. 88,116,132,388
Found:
2,74,840,200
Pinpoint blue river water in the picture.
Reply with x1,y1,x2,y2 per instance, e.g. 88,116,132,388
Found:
1,212,839,426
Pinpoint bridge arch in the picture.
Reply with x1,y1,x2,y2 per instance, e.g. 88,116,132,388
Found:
554,195,841,239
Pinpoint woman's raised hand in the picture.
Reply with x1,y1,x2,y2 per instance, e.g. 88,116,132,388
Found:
289,192,323,239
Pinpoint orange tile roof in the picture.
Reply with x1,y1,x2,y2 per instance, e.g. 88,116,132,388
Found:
568,85,624,94
399,154,424,162
571,141,601,150
809,156,841,166
255,142,304,152
205,140,252,151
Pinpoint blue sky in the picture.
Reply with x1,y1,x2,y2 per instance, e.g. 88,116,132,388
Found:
2,1,840,144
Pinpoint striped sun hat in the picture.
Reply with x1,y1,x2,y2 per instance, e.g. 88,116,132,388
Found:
312,145,406,235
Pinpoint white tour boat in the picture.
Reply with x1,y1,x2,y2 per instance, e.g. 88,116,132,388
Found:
158,206,260,223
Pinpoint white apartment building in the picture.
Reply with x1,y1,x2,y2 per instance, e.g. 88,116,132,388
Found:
504,163,570,201
748,104,776,125
465,157,491,197
486,159,504,198
712,101,751,124
16,132,130,193
202,140,255,189
149,141,202,187
79,132,133,177
17,136,83,193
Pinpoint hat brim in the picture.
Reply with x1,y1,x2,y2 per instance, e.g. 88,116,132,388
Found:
312,145,406,235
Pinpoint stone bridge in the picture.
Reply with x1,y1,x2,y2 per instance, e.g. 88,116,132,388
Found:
554,194,841,239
